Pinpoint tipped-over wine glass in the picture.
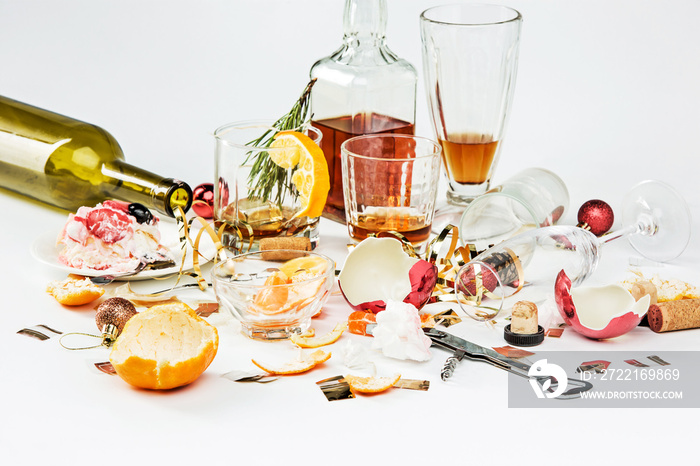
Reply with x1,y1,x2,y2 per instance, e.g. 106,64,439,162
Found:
454,180,691,315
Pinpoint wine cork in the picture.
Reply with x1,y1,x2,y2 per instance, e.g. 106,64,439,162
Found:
259,237,311,260
511,301,538,334
629,280,658,306
647,299,700,333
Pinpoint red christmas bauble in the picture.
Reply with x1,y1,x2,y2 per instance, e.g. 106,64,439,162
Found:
192,183,215,218
577,199,614,236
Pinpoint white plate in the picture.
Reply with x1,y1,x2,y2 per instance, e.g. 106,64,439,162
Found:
31,220,217,281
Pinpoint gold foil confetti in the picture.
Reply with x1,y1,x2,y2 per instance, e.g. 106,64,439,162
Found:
316,375,354,401
393,378,430,391
17,324,62,341
430,309,462,328
647,355,671,366
221,370,279,383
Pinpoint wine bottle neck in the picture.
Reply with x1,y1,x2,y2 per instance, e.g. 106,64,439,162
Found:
102,160,192,217
343,0,387,43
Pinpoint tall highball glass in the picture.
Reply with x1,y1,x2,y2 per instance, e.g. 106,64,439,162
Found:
420,4,522,229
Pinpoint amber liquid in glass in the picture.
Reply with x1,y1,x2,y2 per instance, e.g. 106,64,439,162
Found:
215,200,318,249
439,134,499,185
311,114,414,223
348,210,432,244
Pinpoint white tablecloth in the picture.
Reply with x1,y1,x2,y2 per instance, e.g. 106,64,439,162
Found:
1,1,699,464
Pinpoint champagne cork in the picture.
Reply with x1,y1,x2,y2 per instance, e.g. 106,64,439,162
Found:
647,299,700,333
629,280,658,306
511,301,538,334
259,237,311,260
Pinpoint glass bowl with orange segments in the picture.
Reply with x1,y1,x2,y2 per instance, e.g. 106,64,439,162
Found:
213,120,330,251
212,250,335,340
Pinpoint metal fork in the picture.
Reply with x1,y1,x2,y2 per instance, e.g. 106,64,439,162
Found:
90,259,175,285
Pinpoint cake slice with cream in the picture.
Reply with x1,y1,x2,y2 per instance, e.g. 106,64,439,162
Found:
57,200,173,273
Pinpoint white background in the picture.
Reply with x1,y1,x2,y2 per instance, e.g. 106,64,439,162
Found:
1,1,699,465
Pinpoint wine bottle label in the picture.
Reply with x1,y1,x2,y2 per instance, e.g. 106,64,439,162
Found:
0,130,71,172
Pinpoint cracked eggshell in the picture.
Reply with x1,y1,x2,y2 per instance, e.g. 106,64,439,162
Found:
555,270,651,339
338,237,437,313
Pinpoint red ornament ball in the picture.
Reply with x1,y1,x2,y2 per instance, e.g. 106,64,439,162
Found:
577,199,614,236
192,183,215,218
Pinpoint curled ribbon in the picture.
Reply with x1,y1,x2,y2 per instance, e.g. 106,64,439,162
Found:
364,225,525,319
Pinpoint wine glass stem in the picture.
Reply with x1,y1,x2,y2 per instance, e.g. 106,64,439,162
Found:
602,217,655,245
601,224,636,244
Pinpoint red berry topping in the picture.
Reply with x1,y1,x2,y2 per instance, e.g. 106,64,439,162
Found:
85,207,131,243
102,200,130,213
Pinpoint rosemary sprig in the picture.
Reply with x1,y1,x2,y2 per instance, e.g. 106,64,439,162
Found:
245,79,316,206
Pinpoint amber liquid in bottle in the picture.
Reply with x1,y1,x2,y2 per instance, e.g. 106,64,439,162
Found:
439,134,499,185
311,113,414,223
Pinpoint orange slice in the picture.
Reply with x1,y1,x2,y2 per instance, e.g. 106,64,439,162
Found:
347,310,377,336
344,374,401,394
290,322,347,348
269,132,302,168
271,131,329,219
251,349,331,375
279,255,329,278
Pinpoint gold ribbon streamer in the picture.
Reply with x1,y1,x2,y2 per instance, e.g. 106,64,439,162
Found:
157,207,257,294
423,225,525,317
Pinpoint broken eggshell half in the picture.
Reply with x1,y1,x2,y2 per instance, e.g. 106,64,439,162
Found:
338,237,438,313
555,270,651,340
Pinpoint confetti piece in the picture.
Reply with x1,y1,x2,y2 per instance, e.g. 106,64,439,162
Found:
647,355,671,366
316,375,354,401
94,361,117,375
492,346,535,358
17,324,63,341
393,379,430,391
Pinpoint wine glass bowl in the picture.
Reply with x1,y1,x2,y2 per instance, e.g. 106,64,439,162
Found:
454,260,506,321
455,179,692,320
621,180,692,263
459,167,569,251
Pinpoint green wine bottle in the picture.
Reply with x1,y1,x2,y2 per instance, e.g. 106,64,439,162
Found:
0,95,192,217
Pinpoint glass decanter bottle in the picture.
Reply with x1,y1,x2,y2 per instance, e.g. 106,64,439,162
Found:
0,95,192,217
310,0,417,223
